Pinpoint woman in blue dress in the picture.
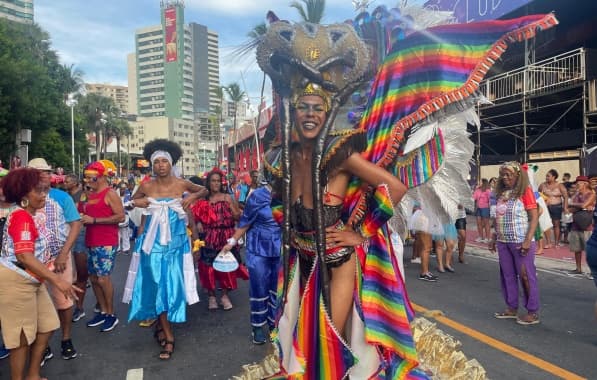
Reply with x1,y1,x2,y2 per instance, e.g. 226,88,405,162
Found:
123,139,207,360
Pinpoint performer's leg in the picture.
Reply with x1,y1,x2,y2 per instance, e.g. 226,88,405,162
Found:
329,254,356,337
247,254,270,328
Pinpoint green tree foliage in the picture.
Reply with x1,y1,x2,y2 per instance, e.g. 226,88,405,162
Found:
224,83,246,169
0,19,85,170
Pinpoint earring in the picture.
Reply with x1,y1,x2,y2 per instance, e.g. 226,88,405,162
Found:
20,198,29,208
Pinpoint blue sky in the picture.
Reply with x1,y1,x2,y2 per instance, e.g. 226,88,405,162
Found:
35,0,386,102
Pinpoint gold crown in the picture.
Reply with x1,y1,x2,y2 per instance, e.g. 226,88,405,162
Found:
292,82,331,112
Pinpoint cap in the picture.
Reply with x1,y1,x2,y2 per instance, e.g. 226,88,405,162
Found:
576,175,589,183
27,158,52,171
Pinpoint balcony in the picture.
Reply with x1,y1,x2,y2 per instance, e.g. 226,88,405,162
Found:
479,48,586,105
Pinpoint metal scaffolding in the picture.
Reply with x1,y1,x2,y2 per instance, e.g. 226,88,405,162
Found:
474,47,593,168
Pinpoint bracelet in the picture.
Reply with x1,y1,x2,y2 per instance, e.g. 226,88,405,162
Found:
93,217,97,224
227,237,237,246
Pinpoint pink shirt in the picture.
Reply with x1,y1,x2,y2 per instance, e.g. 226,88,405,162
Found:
473,188,492,209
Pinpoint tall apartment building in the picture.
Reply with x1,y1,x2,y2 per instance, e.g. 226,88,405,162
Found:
85,83,129,114
131,1,194,121
126,1,222,176
0,0,33,24
190,23,220,114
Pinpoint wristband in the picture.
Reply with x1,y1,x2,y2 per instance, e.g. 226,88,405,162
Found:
227,237,237,247
93,217,97,224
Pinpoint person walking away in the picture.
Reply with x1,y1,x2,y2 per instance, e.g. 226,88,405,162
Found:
79,161,125,332
28,158,82,361
489,162,540,325
221,180,281,344
567,176,596,275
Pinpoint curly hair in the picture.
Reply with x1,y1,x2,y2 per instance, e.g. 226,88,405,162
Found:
2,168,42,203
205,168,225,195
142,139,182,165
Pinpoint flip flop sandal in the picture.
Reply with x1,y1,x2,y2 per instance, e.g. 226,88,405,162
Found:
516,314,540,325
159,341,175,360
494,311,518,319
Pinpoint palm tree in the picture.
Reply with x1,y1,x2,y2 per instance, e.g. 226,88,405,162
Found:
75,93,116,161
290,0,326,23
107,117,133,175
224,83,246,173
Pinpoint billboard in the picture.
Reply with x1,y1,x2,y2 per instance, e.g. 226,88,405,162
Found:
424,0,533,23
164,6,177,62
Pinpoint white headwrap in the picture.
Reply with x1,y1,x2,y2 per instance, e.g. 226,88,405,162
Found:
150,150,173,166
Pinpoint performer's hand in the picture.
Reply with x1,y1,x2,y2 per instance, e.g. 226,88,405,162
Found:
80,214,94,225
325,227,365,247
221,243,233,253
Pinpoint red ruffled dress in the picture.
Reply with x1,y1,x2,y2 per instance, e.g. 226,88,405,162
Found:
192,199,243,291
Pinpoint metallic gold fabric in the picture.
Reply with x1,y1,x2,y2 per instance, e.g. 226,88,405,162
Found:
234,317,487,379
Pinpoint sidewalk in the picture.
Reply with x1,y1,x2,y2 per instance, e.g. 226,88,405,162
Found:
464,215,587,274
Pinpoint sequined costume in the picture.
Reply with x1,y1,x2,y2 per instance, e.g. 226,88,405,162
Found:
257,9,557,380
123,198,198,323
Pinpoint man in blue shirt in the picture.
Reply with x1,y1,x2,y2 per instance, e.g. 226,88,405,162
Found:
28,158,82,362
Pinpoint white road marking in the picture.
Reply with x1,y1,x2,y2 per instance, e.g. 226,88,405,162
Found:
126,368,143,380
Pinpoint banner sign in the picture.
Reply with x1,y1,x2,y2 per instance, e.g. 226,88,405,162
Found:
164,6,178,62
424,0,532,23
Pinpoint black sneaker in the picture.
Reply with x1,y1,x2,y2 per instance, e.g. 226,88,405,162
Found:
418,272,438,282
61,339,77,360
40,346,53,367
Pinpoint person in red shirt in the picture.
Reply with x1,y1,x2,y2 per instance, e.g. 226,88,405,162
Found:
79,161,125,332
0,168,80,380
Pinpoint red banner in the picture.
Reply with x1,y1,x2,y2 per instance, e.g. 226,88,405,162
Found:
164,7,177,62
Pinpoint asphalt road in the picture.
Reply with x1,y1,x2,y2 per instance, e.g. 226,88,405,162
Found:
1,246,596,379
403,245,597,380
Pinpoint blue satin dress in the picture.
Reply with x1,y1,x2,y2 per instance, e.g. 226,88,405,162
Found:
128,198,191,323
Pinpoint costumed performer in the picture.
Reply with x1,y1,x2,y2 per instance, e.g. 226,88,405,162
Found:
256,7,558,379
122,139,208,360
191,167,244,311
221,176,281,345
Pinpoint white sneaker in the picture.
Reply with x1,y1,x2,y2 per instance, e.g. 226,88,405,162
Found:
474,237,483,243
410,257,421,264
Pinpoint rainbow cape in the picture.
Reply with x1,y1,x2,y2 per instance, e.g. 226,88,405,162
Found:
345,13,559,225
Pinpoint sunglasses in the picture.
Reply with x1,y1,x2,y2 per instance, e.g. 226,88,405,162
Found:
83,176,99,183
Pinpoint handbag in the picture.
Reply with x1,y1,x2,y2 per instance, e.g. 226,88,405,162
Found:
572,210,593,230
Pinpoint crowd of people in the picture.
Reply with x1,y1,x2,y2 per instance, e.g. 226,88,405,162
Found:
406,165,597,326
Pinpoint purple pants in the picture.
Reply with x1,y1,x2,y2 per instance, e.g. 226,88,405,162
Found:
496,241,540,313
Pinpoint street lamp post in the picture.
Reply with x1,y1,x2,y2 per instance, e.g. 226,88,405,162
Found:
66,94,78,173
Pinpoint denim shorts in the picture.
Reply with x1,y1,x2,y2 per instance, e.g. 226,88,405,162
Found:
72,230,87,254
476,207,490,218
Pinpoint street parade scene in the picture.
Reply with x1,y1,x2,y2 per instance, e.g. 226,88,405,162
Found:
0,0,597,379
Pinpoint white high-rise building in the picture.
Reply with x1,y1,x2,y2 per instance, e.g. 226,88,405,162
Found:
0,0,33,24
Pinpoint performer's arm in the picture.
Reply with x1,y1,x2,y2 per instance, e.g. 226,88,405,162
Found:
221,225,250,253
342,152,407,205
